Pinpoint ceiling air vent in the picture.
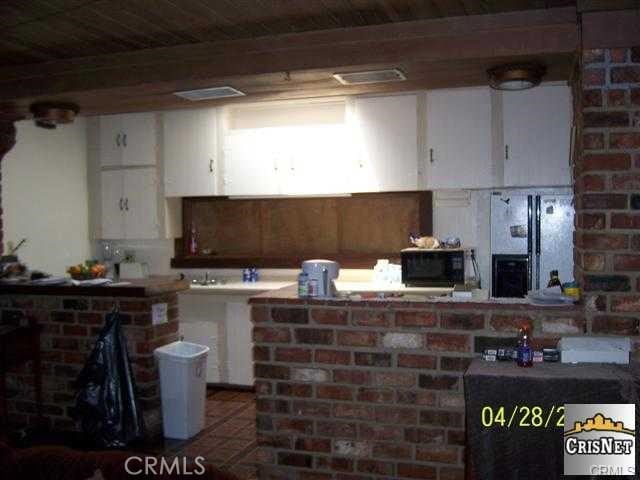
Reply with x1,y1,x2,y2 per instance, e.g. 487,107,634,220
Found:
173,86,245,101
333,69,406,85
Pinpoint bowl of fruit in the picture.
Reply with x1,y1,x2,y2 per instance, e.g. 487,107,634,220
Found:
67,260,107,280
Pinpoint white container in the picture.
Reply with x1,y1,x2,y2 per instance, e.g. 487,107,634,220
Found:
301,259,340,297
154,341,210,439
559,337,630,364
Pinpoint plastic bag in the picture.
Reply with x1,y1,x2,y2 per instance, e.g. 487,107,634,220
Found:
74,309,144,448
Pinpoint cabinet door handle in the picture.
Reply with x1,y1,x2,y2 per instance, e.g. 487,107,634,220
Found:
505,145,509,160
116,134,121,147
122,133,127,147
209,158,214,173
429,148,434,163
124,198,129,211
119,198,123,211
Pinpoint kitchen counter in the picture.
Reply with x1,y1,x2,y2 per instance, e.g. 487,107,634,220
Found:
334,281,453,296
0,275,189,297
183,280,294,296
249,285,581,311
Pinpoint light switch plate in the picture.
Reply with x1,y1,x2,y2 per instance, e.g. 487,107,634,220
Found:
152,302,168,325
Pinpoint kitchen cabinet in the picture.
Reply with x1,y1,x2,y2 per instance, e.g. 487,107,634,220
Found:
163,108,219,197
223,125,350,196
178,292,254,386
349,94,418,192
223,129,281,196
99,168,160,239
99,113,157,167
424,87,496,189
501,84,572,187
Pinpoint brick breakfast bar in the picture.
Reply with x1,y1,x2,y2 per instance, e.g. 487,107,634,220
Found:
249,286,638,480
0,276,189,437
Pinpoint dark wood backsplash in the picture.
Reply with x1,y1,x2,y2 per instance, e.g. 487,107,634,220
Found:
171,191,432,268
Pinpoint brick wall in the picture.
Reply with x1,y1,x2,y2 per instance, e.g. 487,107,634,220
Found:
575,46,640,342
250,301,585,480
2,293,179,437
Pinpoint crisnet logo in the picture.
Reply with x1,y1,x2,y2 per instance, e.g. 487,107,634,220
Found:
564,413,635,456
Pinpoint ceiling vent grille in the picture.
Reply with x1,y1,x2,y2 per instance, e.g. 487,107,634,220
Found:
174,86,245,101
333,69,406,85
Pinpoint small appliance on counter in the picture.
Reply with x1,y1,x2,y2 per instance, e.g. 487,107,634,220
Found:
119,262,150,279
301,259,339,298
401,248,471,288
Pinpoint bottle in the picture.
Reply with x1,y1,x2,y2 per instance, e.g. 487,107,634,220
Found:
516,327,533,368
297,272,309,297
547,270,562,289
250,267,259,282
188,223,198,255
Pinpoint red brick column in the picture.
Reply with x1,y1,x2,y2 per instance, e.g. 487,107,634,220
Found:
575,46,640,341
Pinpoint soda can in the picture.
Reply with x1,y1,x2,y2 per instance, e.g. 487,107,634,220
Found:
242,268,251,283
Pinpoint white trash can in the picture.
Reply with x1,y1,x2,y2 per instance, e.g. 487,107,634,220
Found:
154,341,210,439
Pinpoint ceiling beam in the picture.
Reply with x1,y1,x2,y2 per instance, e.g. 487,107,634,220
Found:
0,6,578,103
577,0,640,13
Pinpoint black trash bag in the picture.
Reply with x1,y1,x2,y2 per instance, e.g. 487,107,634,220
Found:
73,309,145,448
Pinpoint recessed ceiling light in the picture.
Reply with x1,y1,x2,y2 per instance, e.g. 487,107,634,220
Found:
487,63,546,91
333,69,406,85
174,86,245,101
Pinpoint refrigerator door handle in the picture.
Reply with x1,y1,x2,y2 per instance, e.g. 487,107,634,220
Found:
535,196,542,290
527,196,533,291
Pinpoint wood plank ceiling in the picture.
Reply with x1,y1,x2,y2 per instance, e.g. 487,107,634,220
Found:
0,0,578,65
0,0,580,116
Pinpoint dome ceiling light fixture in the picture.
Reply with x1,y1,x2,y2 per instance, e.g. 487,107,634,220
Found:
487,63,547,91
29,101,79,129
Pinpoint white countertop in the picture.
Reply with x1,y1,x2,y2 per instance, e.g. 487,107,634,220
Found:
183,280,294,295
334,281,453,296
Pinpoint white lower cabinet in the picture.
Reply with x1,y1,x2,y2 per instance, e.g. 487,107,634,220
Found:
99,168,160,239
178,293,254,387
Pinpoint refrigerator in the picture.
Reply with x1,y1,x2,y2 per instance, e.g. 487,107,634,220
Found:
490,189,574,297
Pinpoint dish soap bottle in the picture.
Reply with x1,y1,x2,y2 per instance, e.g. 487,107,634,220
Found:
188,223,198,255
516,327,533,368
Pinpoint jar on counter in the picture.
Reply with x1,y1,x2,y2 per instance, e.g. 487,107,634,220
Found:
297,272,309,297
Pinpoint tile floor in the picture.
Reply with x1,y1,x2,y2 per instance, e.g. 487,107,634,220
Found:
162,389,258,480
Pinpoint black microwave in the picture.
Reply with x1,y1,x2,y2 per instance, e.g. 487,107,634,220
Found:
401,248,466,287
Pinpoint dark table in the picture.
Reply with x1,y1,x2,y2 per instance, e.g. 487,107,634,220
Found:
464,359,640,480
0,323,43,439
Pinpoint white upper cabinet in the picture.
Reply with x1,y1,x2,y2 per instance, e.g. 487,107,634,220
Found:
99,168,160,240
502,84,572,187
223,128,282,196
424,87,496,189
224,126,350,196
163,108,218,197
349,94,418,192
99,113,157,167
